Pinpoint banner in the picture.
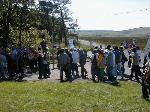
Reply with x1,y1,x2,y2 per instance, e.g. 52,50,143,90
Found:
68,39,75,49
144,34,150,56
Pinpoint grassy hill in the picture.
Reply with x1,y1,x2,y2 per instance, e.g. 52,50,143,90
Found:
0,81,150,112
78,27,150,37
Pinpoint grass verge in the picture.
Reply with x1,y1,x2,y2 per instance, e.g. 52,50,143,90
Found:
0,81,149,112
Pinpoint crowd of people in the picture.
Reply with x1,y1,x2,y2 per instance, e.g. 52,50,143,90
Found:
57,43,150,99
57,48,88,82
57,43,142,83
0,40,150,99
0,45,51,81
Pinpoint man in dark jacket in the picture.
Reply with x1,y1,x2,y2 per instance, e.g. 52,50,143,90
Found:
79,49,87,79
58,48,70,82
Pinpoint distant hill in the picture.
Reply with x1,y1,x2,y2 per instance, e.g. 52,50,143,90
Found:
78,27,150,37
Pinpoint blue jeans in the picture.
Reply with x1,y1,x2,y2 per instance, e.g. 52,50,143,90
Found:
115,63,122,76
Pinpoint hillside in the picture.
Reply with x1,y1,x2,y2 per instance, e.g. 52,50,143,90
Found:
78,27,150,37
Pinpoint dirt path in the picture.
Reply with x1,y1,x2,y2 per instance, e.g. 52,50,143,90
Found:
23,60,93,82
23,59,131,82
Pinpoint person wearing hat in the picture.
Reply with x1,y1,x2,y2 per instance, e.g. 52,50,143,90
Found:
43,48,51,79
58,48,70,82
129,47,142,82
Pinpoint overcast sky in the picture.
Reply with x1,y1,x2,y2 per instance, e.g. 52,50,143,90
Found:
70,0,150,31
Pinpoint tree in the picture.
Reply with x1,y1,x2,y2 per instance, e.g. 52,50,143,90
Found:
53,0,71,46
68,19,79,42
0,0,39,48
0,0,74,48
11,0,38,46
0,0,13,49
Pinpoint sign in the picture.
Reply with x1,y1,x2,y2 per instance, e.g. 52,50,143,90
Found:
144,34,150,56
68,39,75,49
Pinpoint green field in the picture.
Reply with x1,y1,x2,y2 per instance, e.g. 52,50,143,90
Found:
0,81,150,112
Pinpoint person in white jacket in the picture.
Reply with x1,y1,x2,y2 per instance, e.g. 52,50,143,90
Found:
71,48,79,77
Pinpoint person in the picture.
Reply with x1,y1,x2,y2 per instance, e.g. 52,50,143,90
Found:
123,40,129,49
119,46,128,78
0,50,8,80
6,48,16,80
12,46,17,62
37,47,44,79
65,48,73,81
97,49,106,81
79,49,88,79
143,52,150,69
113,46,122,77
58,48,70,82
56,47,61,68
142,59,150,99
71,48,79,77
129,47,142,82
16,47,25,81
43,48,51,79
40,39,47,53
132,39,138,47
128,44,133,68
106,45,117,83
91,49,98,82
30,48,38,73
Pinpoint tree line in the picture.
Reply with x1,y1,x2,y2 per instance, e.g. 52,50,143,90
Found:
0,0,78,49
